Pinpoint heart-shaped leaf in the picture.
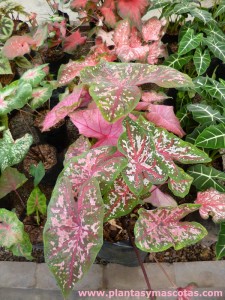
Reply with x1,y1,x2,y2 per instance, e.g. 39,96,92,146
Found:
27,187,47,224
2,35,34,59
0,209,33,260
195,188,225,223
0,167,27,199
80,61,193,123
204,35,225,63
44,177,104,298
216,222,225,259
64,136,91,165
20,64,48,87
135,204,207,252
195,123,225,148
29,162,45,187
168,167,193,197
0,130,33,171
193,48,210,76
178,28,203,56
30,84,53,110
62,30,86,54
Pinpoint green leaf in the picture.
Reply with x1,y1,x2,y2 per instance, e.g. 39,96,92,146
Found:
187,164,225,192
193,49,211,76
14,56,32,69
0,167,27,199
187,103,225,125
195,123,225,149
27,187,47,224
189,8,213,23
0,209,33,260
185,124,209,144
0,129,33,171
20,64,48,87
0,52,12,75
168,167,193,198
216,222,225,260
204,35,225,63
29,162,45,187
164,54,192,70
214,1,225,18
178,28,203,56
0,17,14,41
29,84,53,109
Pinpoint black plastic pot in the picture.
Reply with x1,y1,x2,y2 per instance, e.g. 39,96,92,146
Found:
98,241,148,267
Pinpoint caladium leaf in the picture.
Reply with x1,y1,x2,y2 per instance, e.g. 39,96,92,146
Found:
118,118,168,195
0,130,33,171
134,204,208,252
2,35,34,59
142,17,163,42
0,52,12,75
80,61,193,123
29,162,45,187
135,91,170,110
187,103,225,125
144,186,177,207
178,28,203,56
195,189,225,223
62,30,86,54
0,167,27,199
187,164,225,192
100,0,117,28
0,209,33,260
168,167,193,198
30,84,53,109
20,64,49,87
27,187,47,224
163,54,192,70
42,85,83,131
63,146,127,195
204,35,225,63
0,17,14,41
44,177,104,298
193,48,210,76
64,136,91,165
195,123,225,149
69,108,123,147
216,222,225,259
103,176,140,222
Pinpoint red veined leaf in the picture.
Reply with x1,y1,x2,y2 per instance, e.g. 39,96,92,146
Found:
135,204,208,252
142,17,164,42
168,167,194,197
69,107,123,147
63,30,87,54
195,188,225,223
64,136,91,165
144,186,177,207
96,29,114,47
147,41,167,64
2,35,34,59
44,176,104,298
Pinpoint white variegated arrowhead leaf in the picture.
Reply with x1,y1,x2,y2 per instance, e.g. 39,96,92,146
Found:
80,61,193,123
134,204,208,252
168,167,193,197
118,118,168,195
185,124,208,144
0,167,27,199
20,64,49,87
178,28,203,56
103,176,141,222
204,35,225,63
0,209,33,260
214,0,225,18
64,136,91,165
187,164,225,192
163,54,192,70
44,177,104,298
189,8,213,23
63,146,127,195
187,103,225,125
195,123,225,149
193,48,210,76
30,84,53,109
0,130,33,171
195,188,225,223
216,222,225,259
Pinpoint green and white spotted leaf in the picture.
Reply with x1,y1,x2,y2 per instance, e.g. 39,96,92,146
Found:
0,17,14,41
14,56,32,69
103,176,141,222
134,204,207,252
195,123,225,149
168,167,193,197
216,222,225,260
0,129,33,171
185,124,209,144
27,187,47,224
189,8,213,23
0,52,12,75
187,103,225,125
118,118,168,195
187,164,225,192
20,64,48,87
29,84,53,109
193,49,210,76
0,167,27,199
0,209,33,260
178,28,203,56
214,1,225,18
163,54,192,70
204,35,225,63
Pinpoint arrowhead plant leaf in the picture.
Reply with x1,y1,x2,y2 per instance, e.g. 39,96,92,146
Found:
216,222,225,260
195,123,225,149
193,48,211,76
27,187,47,224
44,177,104,298
204,35,225,63
135,204,208,252
178,28,203,56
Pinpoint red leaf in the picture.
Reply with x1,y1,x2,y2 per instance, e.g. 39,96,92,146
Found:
70,0,88,9
69,108,123,147
142,17,163,42
63,30,87,54
100,0,117,27
147,41,167,64
135,91,170,110
146,104,185,137
2,36,34,59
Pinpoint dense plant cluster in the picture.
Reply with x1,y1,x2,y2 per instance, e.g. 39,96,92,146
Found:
1,0,225,299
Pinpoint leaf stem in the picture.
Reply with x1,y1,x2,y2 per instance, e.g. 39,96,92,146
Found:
14,189,25,208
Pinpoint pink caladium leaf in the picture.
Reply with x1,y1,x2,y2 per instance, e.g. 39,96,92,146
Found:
195,188,225,223
64,136,91,165
69,108,123,147
146,104,185,137
32,24,48,47
177,283,198,300
142,17,164,42
42,85,84,131
62,30,87,54
117,0,148,28
103,176,141,222
118,118,168,196
96,29,114,47
80,61,193,123
135,204,208,252
135,91,170,110
147,41,167,64
144,186,177,207
63,146,127,195
2,35,34,59
168,167,194,198
44,176,104,298
70,0,88,9
100,0,117,27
